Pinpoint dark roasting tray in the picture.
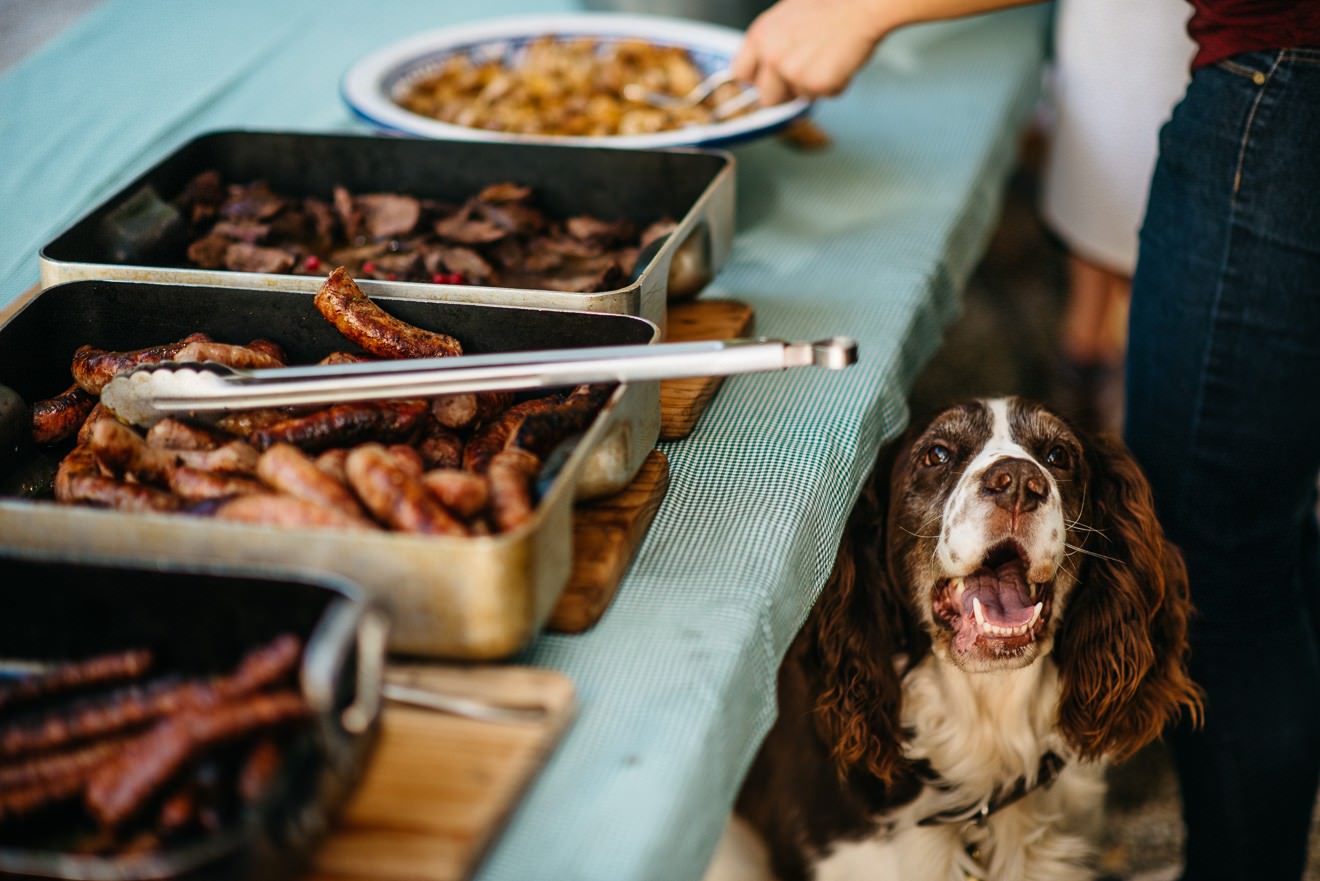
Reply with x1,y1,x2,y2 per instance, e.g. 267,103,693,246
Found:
0,280,659,658
38,130,735,332
0,550,386,881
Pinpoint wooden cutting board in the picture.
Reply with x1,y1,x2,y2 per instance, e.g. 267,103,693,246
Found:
549,449,669,633
546,298,754,634
659,299,755,441
312,664,576,881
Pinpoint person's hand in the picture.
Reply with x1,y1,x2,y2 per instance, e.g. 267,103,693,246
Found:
731,0,897,105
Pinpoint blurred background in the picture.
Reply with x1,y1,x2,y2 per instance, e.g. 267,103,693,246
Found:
3,2,1316,879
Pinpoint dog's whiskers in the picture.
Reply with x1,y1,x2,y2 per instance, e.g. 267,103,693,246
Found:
1064,541,1123,565
1068,485,1113,539
901,510,945,541
1065,518,1106,536
1057,552,1081,583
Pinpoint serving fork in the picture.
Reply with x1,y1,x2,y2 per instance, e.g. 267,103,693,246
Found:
622,68,758,118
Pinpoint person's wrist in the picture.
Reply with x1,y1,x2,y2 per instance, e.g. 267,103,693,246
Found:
857,0,906,44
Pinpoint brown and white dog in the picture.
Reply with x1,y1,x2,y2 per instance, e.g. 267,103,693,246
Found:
709,397,1202,881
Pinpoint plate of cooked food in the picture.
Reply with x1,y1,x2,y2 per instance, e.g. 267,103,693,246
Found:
340,13,811,148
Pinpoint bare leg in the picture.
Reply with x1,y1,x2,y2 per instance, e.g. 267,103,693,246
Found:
1060,253,1129,367
1057,253,1130,434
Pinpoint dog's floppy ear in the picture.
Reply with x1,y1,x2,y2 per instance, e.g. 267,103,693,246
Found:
1053,432,1203,760
809,434,927,784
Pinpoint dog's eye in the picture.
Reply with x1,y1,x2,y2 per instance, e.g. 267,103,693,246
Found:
921,444,951,468
1044,445,1072,470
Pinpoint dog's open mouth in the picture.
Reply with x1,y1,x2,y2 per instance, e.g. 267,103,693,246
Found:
932,541,1053,656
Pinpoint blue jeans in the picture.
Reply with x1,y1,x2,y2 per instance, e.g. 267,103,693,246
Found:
1126,49,1320,880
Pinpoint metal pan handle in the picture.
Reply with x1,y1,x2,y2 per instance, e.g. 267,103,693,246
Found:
301,596,390,742
667,221,714,302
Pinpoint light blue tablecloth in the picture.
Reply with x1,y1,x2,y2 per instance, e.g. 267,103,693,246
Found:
0,3,1046,879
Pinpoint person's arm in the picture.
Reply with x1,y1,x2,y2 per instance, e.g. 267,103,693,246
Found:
731,0,1043,105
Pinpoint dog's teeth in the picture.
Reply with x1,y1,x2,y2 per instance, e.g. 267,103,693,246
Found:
972,596,987,631
952,578,966,605
1028,582,1039,599
970,597,1043,638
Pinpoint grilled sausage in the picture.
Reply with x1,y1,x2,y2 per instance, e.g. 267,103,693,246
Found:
0,635,302,833
145,418,233,451
421,468,490,519
0,738,126,792
314,448,350,485
85,690,309,827
55,445,180,513
88,420,259,484
67,478,180,513
0,766,94,823
0,650,153,714
54,445,106,501
512,384,614,457
386,443,424,477
247,400,427,453
215,407,297,437
70,332,211,395
430,390,514,430
416,423,463,469
244,338,286,363
463,394,561,473
168,466,265,501
255,443,372,524
0,635,291,762
237,737,282,804
0,681,173,760
31,383,97,445
86,419,173,485
172,340,284,370
313,266,462,358
487,449,540,532
75,403,118,446
346,443,467,535
430,393,479,430
223,633,303,697
214,493,377,531
174,440,260,474
318,351,374,366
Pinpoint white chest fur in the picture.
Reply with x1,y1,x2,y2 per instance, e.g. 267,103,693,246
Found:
808,657,1105,881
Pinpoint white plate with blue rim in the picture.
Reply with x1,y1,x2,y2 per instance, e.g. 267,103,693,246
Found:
340,12,811,149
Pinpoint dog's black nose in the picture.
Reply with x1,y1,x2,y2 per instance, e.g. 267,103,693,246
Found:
980,457,1049,513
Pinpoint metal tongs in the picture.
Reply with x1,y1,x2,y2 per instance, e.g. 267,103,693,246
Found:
100,336,859,428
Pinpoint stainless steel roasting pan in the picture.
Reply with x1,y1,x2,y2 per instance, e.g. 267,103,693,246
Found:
38,130,736,332
0,550,386,881
0,280,658,659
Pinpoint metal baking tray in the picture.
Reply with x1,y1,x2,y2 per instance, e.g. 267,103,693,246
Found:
38,129,736,332
0,280,659,659
0,550,386,881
